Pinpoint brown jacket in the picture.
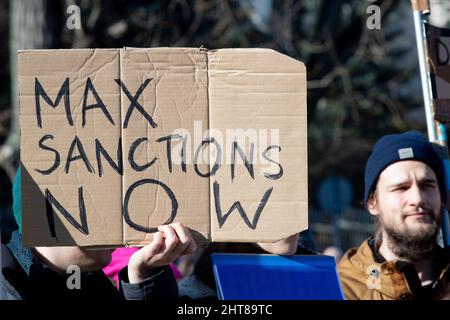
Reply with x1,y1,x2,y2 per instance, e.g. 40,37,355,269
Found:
338,238,450,300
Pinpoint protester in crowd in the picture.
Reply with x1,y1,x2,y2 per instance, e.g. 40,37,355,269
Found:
338,131,450,300
0,166,195,300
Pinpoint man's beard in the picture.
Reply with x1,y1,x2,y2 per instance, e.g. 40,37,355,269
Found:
378,210,441,262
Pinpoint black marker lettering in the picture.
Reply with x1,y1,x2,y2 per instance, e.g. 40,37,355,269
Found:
65,136,95,174
45,187,89,240
95,137,123,177
82,78,115,127
35,134,60,175
435,38,449,66
231,141,254,182
156,134,182,173
35,77,72,128
128,137,157,172
261,145,283,180
123,179,178,233
115,79,157,129
213,181,273,229
194,138,221,178
181,135,188,173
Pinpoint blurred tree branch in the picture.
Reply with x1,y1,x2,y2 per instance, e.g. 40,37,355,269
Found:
1,0,62,180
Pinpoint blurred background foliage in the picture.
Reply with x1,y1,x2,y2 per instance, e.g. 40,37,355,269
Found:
1,0,450,251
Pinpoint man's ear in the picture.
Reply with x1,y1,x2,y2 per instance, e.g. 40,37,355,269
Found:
367,195,379,217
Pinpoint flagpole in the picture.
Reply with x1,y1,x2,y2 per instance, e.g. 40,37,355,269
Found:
412,0,436,140
411,0,450,247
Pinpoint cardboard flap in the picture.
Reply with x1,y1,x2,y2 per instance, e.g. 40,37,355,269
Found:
19,49,123,246
119,48,210,246
208,49,308,242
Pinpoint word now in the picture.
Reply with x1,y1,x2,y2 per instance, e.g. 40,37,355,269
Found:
44,178,273,239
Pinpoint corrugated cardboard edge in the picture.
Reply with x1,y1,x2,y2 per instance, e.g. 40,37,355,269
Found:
119,48,125,248
203,47,213,245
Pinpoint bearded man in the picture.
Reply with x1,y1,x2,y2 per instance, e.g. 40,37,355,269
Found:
338,130,450,300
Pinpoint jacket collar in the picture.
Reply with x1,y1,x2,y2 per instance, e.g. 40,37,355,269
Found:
359,237,450,299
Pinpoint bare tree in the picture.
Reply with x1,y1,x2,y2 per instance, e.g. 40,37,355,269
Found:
2,0,61,179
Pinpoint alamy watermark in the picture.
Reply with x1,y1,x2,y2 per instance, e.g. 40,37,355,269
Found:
366,264,381,290
66,5,81,30
66,264,81,290
156,121,282,178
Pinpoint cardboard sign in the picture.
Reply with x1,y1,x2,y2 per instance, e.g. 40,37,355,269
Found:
19,48,308,247
426,23,450,122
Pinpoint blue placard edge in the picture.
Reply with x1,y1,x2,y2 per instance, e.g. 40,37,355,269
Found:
211,253,346,300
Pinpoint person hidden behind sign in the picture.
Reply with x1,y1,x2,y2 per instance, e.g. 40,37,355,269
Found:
1,166,303,300
338,130,450,300
0,166,194,300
